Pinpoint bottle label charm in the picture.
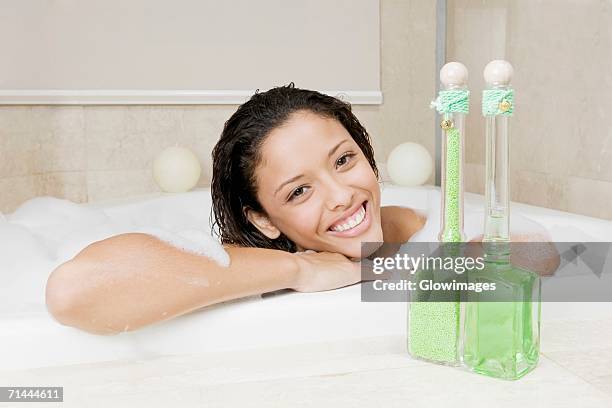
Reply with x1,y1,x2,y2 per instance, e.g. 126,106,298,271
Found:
440,119,454,130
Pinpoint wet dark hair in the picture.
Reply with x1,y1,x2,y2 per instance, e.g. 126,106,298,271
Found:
210,83,379,252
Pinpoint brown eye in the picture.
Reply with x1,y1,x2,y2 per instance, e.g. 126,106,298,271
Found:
336,153,356,168
288,186,309,201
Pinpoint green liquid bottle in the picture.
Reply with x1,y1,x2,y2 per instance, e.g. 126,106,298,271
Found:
462,60,541,380
463,247,541,379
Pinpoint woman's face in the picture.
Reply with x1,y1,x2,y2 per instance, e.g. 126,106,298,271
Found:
249,110,383,259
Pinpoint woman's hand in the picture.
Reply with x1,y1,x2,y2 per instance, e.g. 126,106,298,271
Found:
469,233,560,276
291,250,364,293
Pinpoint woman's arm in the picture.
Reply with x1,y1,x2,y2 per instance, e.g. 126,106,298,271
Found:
45,233,361,335
470,233,560,276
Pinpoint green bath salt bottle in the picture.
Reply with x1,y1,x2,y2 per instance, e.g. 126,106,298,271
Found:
408,62,469,365
462,60,541,380
409,258,462,364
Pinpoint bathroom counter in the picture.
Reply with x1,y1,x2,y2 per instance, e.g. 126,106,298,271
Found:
2,294,612,407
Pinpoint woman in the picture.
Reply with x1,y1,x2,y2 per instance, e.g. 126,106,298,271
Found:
45,84,558,335
45,84,425,335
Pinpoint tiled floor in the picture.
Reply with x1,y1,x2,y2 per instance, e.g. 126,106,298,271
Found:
1,319,611,407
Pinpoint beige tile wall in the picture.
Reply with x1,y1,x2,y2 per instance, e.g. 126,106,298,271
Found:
448,0,612,220
0,0,437,214
4,1,611,221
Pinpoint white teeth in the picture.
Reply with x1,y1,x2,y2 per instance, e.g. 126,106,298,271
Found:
330,204,366,232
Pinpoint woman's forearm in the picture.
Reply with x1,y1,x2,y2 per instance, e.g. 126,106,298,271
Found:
45,233,299,335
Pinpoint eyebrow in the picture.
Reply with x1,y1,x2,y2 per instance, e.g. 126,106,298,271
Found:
273,139,349,197
328,139,349,158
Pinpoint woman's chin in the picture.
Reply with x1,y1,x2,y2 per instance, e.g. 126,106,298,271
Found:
334,244,380,261
330,227,384,259
360,240,385,258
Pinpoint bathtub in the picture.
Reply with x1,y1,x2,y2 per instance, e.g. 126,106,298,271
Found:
1,183,612,373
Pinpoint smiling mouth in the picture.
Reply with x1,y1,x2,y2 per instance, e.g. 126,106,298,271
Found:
328,201,368,233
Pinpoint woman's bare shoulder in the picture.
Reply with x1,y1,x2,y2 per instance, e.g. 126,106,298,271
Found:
74,233,190,263
81,232,155,252
380,206,426,243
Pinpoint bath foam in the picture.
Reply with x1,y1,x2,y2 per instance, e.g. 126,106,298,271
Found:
7,196,230,268
134,227,230,267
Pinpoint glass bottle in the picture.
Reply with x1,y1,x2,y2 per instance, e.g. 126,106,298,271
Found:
462,60,541,380
408,62,468,365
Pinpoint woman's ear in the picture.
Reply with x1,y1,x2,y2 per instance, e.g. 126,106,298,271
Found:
245,209,281,239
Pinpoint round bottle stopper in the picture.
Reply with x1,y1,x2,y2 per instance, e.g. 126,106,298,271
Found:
484,60,513,86
440,62,468,87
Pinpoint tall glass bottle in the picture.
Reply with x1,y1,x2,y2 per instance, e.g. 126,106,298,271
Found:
438,93,467,243
408,62,468,365
462,60,541,380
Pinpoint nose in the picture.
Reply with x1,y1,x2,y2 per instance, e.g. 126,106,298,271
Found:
322,174,354,211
